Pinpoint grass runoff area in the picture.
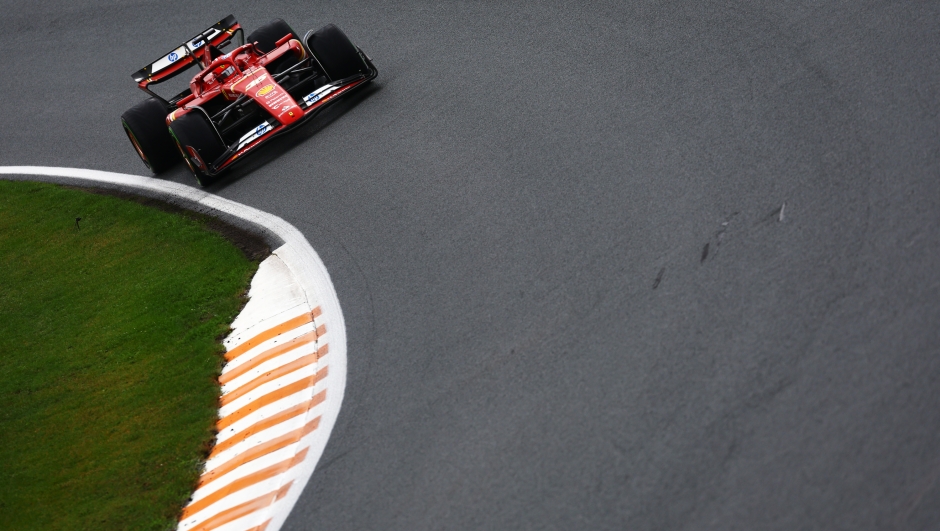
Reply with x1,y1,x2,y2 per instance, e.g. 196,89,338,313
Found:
0,181,265,530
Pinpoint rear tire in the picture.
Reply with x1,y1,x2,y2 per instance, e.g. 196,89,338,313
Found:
305,24,370,81
168,111,226,186
121,98,177,173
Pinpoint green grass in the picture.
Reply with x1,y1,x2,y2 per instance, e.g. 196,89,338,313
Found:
0,181,260,530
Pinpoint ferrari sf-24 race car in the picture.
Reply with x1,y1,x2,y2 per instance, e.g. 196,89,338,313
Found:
121,15,377,185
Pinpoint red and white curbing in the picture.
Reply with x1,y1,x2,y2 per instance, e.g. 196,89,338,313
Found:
0,166,347,531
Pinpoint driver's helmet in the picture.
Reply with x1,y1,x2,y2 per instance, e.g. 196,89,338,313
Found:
213,64,236,82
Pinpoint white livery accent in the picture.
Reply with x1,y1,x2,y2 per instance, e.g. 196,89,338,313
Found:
152,46,189,73
150,28,224,74
237,122,274,150
302,84,339,107
188,28,222,51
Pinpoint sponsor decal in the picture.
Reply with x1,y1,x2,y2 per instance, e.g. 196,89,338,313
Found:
236,122,273,150
256,85,275,97
245,75,267,90
168,52,179,62
303,85,338,107
190,30,218,49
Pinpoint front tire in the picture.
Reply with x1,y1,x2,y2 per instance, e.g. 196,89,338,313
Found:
247,19,299,54
168,111,226,186
305,24,370,81
121,98,177,173
247,19,302,75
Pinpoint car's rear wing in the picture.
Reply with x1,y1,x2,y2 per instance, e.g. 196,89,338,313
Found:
131,15,243,89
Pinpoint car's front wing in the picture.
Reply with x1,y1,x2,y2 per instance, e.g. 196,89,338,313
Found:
205,60,377,176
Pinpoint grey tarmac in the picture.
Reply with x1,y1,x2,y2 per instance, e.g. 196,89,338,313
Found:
1,0,938,529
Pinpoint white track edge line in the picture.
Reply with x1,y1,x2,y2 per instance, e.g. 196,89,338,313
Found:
0,166,347,531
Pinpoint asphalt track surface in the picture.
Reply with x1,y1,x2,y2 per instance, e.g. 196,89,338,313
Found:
2,1,939,529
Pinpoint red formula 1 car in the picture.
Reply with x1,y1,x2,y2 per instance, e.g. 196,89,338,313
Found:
121,15,377,185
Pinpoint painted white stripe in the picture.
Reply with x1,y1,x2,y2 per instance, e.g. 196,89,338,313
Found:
221,350,318,397
210,406,311,464
193,445,299,499
0,166,347,531
218,366,319,418
225,303,310,344
220,321,318,377
225,307,311,352
216,388,318,442
184,475,284,523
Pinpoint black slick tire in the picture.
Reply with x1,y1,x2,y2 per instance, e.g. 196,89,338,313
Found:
247,19,302,75
121,98,177,173
168,111,226,186
305,24,370,81
247,19,299,54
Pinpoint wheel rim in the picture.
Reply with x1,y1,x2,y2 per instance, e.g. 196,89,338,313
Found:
169,128,208,185
122,121,151,170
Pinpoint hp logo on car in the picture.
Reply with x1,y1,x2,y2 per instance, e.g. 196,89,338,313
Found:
168,52,178,62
